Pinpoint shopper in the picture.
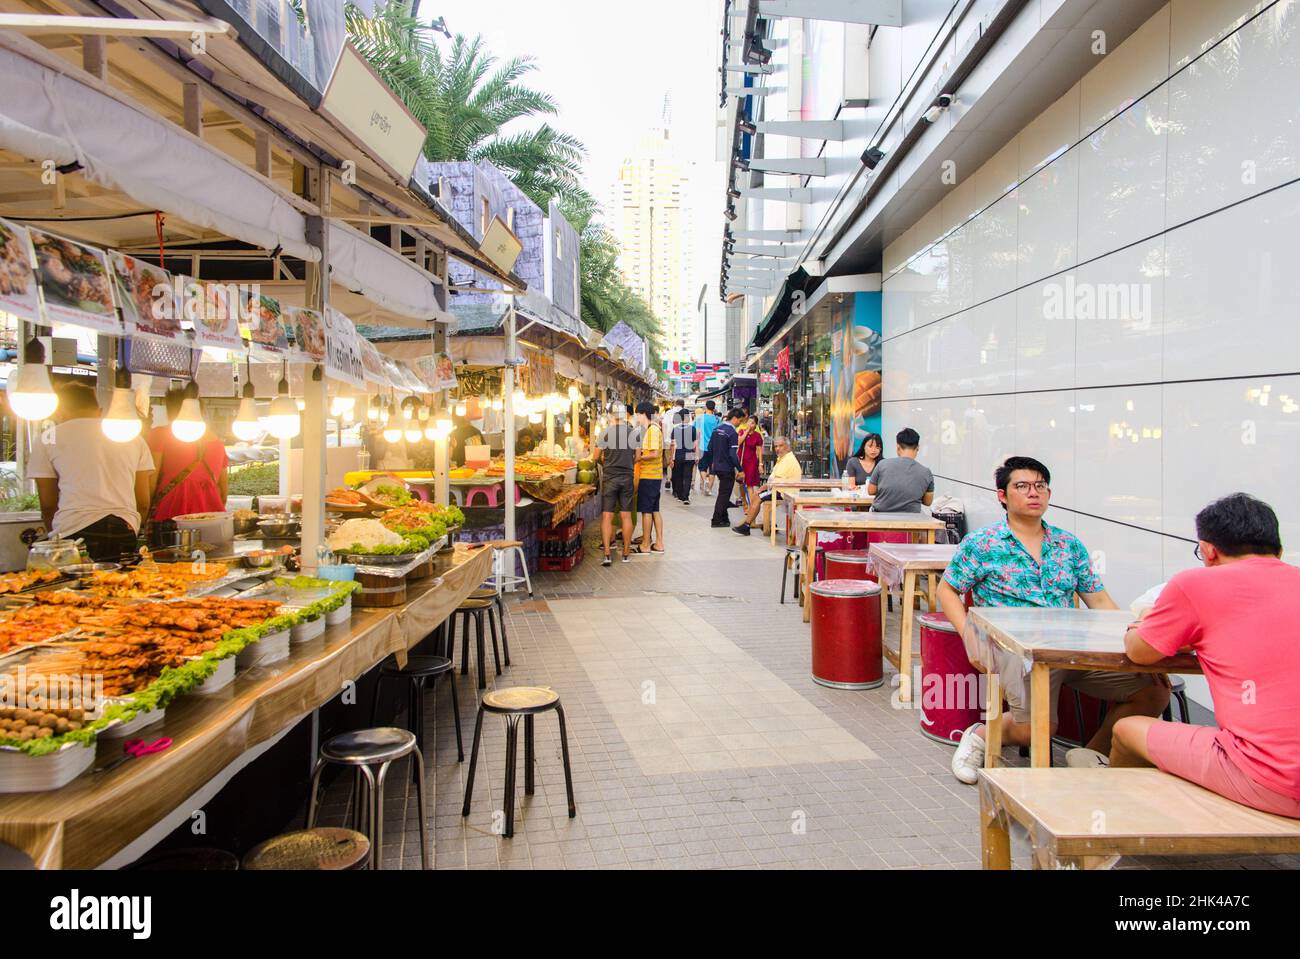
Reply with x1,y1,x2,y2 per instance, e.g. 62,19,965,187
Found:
940,456,1169,784
634,401,664,553
670,407,698,504
593,404,637,565
696,400,720,496
708,408,743,528
448,412,484,468
868,427,935,513
1107,494,1300,817
846,432,885,486
661,400,682,491
146,388,230,538
28,381,154,562
732,436,800,535
739,415,764,512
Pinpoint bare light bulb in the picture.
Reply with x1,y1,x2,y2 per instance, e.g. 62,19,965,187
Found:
101,388,142,443
171,397,206,442
232,396,261,442
382,425,402,443
6,362,58,421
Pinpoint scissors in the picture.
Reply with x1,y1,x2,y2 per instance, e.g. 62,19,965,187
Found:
94,737,173,773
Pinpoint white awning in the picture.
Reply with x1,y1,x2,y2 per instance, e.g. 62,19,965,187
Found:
328,220,445,322
0,35,316,262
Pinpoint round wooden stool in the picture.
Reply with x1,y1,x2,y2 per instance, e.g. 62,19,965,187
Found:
242,828,370,871
461,686,576,839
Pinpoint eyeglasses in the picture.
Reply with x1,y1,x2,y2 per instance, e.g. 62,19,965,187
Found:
1009,481,1050,494
1194,544,1203,561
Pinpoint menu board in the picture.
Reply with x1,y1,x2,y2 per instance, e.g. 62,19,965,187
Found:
110,252,181,342
286,306,327,363
0,217,42,323
188,279,244,351
358,335,388,387
241,289,290,355
323,306,364,388
31,228,119,334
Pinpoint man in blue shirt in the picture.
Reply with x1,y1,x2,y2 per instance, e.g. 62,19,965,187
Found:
695,401,720,496
708,408,744,528
939,456,1168,784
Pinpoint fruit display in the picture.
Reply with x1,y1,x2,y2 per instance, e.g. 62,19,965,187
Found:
82,562,229,600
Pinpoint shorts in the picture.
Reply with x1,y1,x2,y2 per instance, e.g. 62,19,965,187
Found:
637,478,662,514
698,448,713,473
992,645,1158,725
1146,721,1300,819
601,473,635,513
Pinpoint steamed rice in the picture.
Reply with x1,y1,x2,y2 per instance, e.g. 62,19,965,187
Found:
328,519,402,551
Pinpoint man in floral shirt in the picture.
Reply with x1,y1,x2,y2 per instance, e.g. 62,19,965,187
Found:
939,456,1170,784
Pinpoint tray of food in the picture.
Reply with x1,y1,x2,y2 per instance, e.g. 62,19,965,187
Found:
0,569,76,596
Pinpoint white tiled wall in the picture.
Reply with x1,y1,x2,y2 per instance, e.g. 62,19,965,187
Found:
882,0,1300,630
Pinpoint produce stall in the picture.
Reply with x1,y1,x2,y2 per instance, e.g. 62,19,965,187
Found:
0,545,492,869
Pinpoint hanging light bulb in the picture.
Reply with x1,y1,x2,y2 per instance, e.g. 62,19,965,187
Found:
454,400,467,417
401,396,415,421
232,380,261,443
171,383,206,442
101,367,142,443
367,396,381,421
382,423,402,443
6,339,58,421
528,411,543,425
435,417,452,437
491,398,503,412
405,426,423,444
265,365,300,439
424,423,438,441
512,389,526,409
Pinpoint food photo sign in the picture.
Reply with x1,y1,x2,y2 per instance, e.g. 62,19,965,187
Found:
241,290,291,356
0,217,41,323
189,279,244,351
109,252,181,343
286,306,327,364
31,228,120,334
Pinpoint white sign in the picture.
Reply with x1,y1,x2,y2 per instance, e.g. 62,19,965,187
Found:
323,306,364,388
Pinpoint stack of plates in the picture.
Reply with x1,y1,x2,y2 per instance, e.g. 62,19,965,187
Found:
0,742,96,793
236,628,290,668
192,656,237,695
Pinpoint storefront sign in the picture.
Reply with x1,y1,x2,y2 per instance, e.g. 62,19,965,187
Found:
31,228,119,334
323,306,364,388
319,43,426,182
0,218,42,324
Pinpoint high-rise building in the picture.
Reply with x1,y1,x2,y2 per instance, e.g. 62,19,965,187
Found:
608,102,695,364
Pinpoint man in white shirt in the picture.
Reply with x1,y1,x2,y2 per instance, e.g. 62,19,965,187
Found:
27,381,155,561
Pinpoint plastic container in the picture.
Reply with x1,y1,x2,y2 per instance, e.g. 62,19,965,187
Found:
174,512,235,547
290,616,326,643
99,705,166,739
325,597,352,626
192,656,236,694
0,742,96,793
236,628,290,667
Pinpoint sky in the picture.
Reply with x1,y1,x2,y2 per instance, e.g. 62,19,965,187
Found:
422,0,727,359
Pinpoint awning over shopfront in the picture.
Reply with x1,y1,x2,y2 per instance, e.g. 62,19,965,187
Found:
328,221,444,322
749,266,816,353
0,34,316,262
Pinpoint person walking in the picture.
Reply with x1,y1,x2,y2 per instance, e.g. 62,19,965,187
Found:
739,415,764,512
593,404,637,565
633,402,665,553
670,407,697,504
695,401,720,496
708,408,744,528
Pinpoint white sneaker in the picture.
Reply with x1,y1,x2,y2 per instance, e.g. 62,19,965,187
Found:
1066,747,1110,769
951,723,986,785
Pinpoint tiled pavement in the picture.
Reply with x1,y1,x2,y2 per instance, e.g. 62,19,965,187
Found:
308,489,1300,870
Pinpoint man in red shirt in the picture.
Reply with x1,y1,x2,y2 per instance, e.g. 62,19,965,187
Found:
1113,493,1300,818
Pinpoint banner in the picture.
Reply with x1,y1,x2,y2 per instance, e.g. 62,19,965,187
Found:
323,305,364,388
241,290,290,355
358,336,388,387
828,291,883,475
285,305,327,363
0,218,42,323
189,279,244,351
31,228,119,334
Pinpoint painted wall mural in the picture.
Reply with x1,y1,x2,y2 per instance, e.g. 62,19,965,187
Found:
828,291,883,475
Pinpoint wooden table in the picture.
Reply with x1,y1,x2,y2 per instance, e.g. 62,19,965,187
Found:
797,510,946,623
868,543,958,703
967,607,1201,769
765,479,859,545
0,547,493,870
778,490,873,545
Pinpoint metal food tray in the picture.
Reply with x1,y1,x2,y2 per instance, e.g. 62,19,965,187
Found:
231,581,336,609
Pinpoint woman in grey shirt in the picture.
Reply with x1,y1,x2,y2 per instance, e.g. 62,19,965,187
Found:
846,432,884,486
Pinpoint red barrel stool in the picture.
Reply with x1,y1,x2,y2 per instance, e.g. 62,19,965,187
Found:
810,579,883,689
918,612,984,745
824,549,877,583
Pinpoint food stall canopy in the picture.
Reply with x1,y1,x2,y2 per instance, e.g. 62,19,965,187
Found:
0,36,316,263
328,221,446,323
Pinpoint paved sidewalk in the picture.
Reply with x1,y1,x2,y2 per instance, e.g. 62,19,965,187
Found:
312,487,1300,870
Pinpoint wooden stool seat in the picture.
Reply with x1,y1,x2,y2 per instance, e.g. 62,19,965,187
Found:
243,828,370,871
477,539,524,550
469,587,498,600
457,597,495,611
482,685,559,715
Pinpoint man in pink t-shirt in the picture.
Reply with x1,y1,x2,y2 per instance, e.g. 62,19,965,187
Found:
1112,493,1300,818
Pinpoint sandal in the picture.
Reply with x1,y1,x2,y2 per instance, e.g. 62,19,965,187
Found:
630,546,648,555
649,546,665,554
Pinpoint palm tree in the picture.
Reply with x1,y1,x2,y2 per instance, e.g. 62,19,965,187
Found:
347,4,584,207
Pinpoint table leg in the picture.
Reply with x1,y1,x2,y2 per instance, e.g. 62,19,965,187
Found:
770,497,778,546
898,570,915,704
984,671,1002,769
1030,663,1051,768
879,570,889,666
801,526,814,623
979,780,1012,870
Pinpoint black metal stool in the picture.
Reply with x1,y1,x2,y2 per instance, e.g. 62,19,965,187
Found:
461,686,576,839
306,727,428,869
779,547,802,605
242,828,370,871
370,654,464,765
471,586,512,666
1163,675,1192,723
451,598,503,690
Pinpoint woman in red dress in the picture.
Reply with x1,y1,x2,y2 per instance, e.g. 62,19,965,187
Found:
738,417,764,512
146,391,230,533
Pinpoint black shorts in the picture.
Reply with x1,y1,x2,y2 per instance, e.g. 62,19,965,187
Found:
637,478,662,514
698,448,713,473
601,473,635,513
